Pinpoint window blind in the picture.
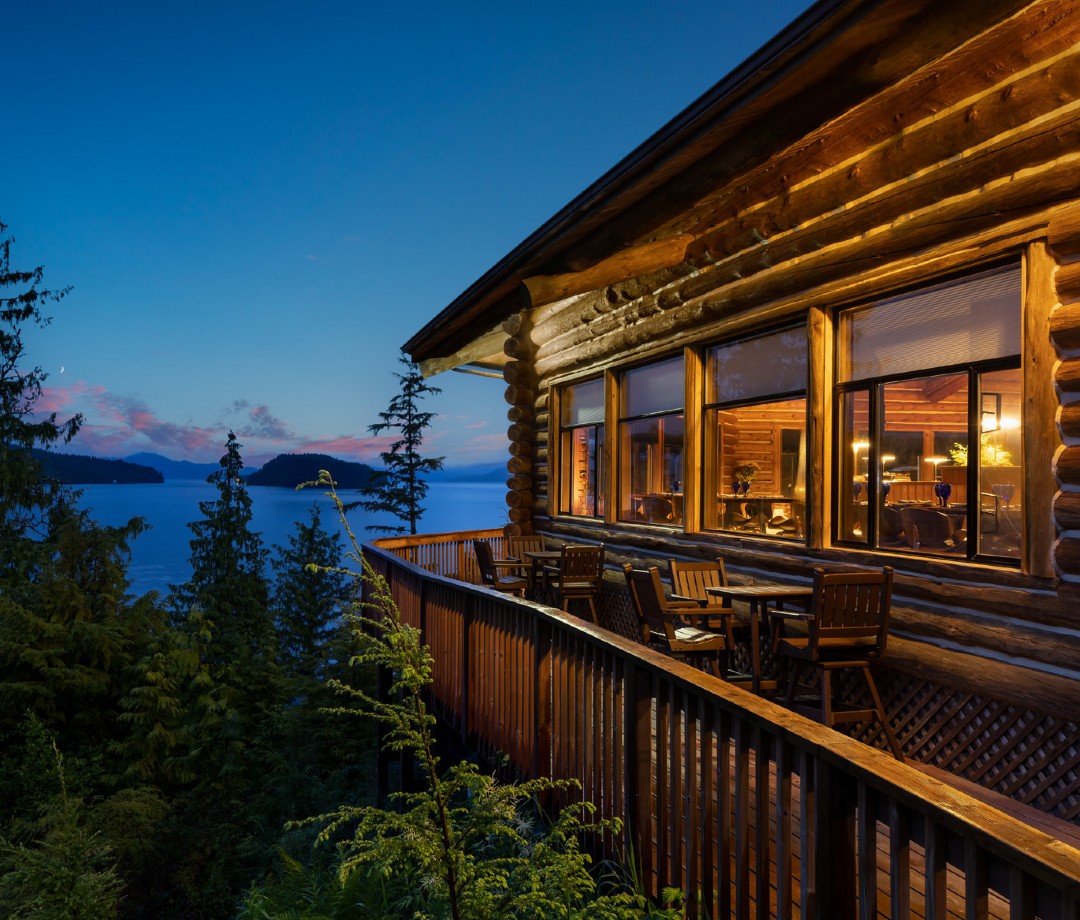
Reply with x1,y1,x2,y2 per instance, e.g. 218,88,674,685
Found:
842,264,1020,382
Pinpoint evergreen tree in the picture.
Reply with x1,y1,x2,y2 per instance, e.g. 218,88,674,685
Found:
0,503,154,748
271,503,346,687
169,432,280,788
348,355,443,535
0,220,81,551
268,505,371,822
0,729,122,920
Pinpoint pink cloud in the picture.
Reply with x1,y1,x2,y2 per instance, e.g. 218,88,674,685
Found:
294,435,395,463
34,379,509,468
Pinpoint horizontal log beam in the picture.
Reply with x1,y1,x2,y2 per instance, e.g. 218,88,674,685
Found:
1055,259,1080,304
1050,302,1080,351
1059,402,1080,439
1048,203,1080,256
523,235,694,308
1056,357,1080,394
534,197,1056,376
536,136,1080,370
1056,445,1080,486
417,325,508,378
1053,490,1080,531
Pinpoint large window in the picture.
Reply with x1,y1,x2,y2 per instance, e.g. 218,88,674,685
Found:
619,356,684,525
835,264,1022,561
558,378,605,518
703,327,807,537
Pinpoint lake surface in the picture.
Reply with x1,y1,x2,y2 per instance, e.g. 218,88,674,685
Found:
77,480,507,597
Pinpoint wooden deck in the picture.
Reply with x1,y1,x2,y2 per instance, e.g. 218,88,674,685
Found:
367,534,1080,920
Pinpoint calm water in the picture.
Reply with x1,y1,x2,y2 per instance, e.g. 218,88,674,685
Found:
77,480,507,597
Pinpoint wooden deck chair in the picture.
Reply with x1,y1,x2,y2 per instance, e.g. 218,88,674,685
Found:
622,563,730,679
549,543,605,622
506,534,545,583
775,566,902,760
668,556,748,648
472,539,528,597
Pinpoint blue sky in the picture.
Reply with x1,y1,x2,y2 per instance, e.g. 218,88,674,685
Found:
7,0,811,468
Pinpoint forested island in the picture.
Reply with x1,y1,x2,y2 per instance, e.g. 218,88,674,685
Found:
34,449,164,484
244,452,375,488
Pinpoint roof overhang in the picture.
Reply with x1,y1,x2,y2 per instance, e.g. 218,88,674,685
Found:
403,0,1027,374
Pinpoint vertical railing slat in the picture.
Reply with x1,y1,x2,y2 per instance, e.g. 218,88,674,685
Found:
369,543,1080,920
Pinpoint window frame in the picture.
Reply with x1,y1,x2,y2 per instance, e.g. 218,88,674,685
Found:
616,354,685,527
556,378,606,520
700,325,809,540
831,263,1023,565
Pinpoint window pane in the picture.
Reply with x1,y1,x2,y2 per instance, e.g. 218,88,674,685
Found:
706,327,807,404
622,356,684,417
705,399,806,537
977,367,1021,559
840,264,1021,382
560,426,602,517
561,378,605,426
839,390,870,545
619,414,684,525
881,374,968,556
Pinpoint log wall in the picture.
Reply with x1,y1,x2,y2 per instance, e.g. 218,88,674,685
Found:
492,1,1080,732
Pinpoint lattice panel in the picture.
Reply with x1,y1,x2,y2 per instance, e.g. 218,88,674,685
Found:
883,671,1080,823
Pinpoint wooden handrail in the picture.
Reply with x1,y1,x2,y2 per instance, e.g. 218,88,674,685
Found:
365,537,1080,920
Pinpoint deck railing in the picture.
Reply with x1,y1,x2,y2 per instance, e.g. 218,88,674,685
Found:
365,537,1080,920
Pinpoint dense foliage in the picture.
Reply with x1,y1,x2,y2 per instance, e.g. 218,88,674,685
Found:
0,224,360,918
0,224,679,918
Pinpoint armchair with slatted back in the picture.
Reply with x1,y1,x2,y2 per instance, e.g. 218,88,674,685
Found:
774,565,903,760
622,563,730,679
505,534,545,587
547,543,605,622
472,539,528,598
668,556,747,649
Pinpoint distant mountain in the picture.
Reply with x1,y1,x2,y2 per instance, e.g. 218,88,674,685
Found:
245,453,376,489
428,463,506,483
36,450,163,484
125,452,222,481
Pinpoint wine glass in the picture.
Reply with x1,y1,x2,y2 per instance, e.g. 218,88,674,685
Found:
882,481,891,502
939,482,952,507
992,483,1015,509
853,481,863,501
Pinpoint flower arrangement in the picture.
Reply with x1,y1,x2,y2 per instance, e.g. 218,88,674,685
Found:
733,460,761,483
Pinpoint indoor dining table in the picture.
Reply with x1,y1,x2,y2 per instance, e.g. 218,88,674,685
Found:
704,583,814,694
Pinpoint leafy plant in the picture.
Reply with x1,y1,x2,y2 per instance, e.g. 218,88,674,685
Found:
243,471,681,919
733,460,761,483
948,440,1014,467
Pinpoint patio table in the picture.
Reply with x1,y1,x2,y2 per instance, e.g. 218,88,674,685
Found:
522,549,565,597
705,584,813,694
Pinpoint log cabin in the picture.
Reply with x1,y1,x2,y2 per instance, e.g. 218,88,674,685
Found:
397,0,1080,848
